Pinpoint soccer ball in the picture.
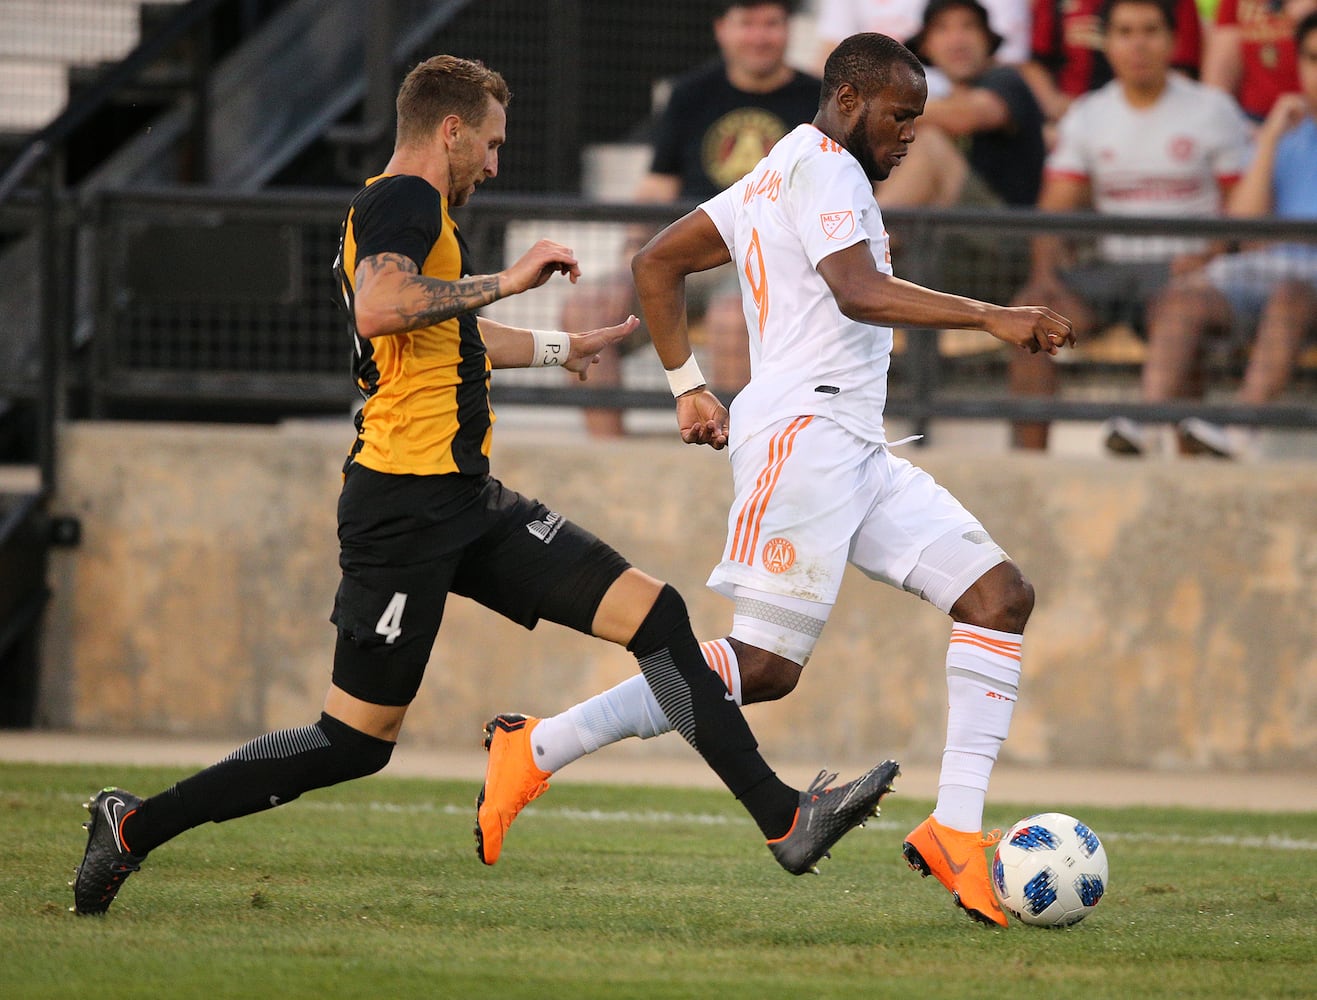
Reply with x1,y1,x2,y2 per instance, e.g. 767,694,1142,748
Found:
992,812,1109,927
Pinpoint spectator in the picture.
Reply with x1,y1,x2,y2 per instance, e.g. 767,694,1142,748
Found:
1203,0,1317,122
1021,0,1203,129
568,0,820,436
877,0,1046,211
1007,0,1251,451
1106,9,1317,458
814,0,1034,73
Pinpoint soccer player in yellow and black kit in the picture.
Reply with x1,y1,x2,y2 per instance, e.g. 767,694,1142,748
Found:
71,55,899,915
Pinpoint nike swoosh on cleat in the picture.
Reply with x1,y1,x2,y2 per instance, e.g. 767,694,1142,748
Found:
102,795,130,854
927,826,968,875
723,692,737,701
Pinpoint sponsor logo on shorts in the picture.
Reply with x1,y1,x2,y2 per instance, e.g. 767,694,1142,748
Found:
526,511,563,544
762,537,796,574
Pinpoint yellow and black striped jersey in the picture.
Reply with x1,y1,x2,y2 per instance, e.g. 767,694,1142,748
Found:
334,173,493,476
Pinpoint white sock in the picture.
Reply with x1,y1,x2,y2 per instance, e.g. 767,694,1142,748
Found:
699,638,742,705
932,623,1022,833
528,639,741,774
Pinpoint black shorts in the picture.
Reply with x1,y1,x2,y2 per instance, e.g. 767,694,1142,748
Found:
1060,260,1173,334
330,464,631,706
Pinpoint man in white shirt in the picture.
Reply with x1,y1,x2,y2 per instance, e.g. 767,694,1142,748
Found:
477,32,1073,928
1110,9,1317,459
1007,0,1251,450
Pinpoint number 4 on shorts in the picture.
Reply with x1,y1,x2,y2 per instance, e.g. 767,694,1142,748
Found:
375,592,407,644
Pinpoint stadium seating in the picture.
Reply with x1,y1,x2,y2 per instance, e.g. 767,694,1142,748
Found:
0,1,188,135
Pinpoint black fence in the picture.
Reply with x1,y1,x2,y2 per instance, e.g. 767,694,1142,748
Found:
2,186,1314,450
62,189,1317,420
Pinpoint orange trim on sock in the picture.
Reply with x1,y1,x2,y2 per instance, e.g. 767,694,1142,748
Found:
702,640,733,694
950,629,1022,661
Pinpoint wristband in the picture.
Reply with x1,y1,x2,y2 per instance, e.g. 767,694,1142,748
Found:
664,353,707,397
529,330,570,368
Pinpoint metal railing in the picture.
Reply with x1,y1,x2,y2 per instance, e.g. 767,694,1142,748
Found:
39,187,1310,436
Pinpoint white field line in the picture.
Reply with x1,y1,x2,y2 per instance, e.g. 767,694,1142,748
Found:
48,791,1317,851
323,800,1317,851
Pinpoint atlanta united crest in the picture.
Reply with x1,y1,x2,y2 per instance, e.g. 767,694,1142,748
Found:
762,537,796,573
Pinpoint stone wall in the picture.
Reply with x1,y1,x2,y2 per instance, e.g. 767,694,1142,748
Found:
40,420,1317,772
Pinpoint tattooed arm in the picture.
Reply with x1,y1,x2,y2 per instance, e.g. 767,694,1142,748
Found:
352,239,582,339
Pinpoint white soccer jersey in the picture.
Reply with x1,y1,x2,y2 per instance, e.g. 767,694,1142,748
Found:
699,123,894,449
1046,75,1251,261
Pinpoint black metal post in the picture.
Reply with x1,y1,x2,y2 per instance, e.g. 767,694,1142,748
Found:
191,13,213,183
545,0,583,192
35,155,64,498
366,0,397,144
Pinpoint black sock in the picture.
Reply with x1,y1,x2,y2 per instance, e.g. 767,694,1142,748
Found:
122,713,394,855
629,585,797,839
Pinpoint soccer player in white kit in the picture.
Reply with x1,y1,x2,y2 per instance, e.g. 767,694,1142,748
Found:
478,32,1074,926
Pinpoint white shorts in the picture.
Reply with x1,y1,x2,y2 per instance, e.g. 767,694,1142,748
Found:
707,416,1007,613
1203,243,1317,330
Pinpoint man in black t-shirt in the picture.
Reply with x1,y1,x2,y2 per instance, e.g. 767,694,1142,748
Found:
568,0,821,435
646,36,820,200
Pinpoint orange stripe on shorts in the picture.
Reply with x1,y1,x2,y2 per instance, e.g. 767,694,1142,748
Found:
730,416,812,565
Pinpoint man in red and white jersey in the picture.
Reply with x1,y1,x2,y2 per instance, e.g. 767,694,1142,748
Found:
1008,0,1252,451
1022,0,1202,127
478,32,1074,928
1204,0,1316,123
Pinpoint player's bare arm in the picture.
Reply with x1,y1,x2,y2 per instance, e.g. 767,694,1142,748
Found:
816,242,1074,354
631,209,733,369
353,240,580,339
479,315,640,378
353,252,499,337
632,209,734,449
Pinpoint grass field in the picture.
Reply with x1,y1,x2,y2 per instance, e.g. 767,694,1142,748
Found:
4,763,1314,999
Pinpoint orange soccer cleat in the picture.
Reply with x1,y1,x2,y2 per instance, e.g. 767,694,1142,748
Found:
474,713,551,866
902,814,1008,927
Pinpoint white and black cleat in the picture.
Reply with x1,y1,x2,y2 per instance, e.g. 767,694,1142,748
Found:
766,761,900,876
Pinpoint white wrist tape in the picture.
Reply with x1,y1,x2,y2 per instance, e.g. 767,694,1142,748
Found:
664,354,707,397
529,330,571,368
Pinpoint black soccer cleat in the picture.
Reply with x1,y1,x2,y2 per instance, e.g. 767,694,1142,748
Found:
766,760,900,875
71,787,146,916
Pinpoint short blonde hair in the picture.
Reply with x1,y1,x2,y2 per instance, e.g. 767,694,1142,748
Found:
395,55,510,147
